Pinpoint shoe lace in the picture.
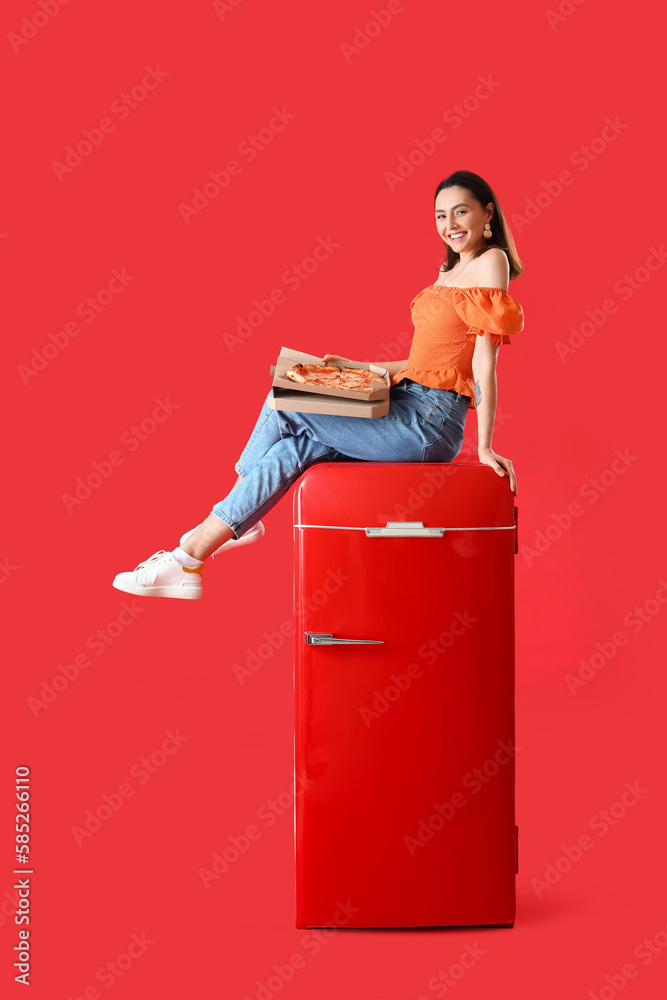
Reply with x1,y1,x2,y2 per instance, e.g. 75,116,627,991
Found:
134,549,170,572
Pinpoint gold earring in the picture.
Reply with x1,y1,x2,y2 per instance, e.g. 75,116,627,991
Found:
483,222,492,239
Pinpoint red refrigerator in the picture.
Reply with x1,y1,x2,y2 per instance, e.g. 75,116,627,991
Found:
293,461,518,929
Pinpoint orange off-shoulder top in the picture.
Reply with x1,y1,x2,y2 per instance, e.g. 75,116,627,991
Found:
390,284,525,408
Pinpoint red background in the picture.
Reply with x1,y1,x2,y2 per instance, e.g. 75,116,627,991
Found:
2,1,666,997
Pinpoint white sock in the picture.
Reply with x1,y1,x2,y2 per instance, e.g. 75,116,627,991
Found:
172,546,204,567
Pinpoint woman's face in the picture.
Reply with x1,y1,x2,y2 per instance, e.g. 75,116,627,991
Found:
434,186,493,254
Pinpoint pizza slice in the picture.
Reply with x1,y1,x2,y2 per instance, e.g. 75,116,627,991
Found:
284,363,338,386
340,367,386,392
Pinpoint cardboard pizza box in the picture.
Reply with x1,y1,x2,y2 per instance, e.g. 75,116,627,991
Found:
268,346,390,419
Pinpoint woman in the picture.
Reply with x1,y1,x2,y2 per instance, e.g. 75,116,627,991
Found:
112,169,525,599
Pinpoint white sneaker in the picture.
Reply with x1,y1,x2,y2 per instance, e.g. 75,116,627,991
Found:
112,549,203,600
179,519,265,559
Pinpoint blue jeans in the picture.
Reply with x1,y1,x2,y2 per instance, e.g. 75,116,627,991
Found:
210,378,469,538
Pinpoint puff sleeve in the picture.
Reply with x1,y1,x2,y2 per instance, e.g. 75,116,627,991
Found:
452,287,524,346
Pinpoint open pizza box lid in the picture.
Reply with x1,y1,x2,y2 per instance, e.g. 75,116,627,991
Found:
268,346,391,419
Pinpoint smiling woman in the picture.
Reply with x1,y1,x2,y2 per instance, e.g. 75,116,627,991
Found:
111,168,527,599
387,170,525,475
410,170,526,487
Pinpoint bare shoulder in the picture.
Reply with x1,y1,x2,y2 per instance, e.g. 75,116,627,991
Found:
472,247,510,290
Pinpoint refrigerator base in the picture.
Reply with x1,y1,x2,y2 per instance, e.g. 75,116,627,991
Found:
296,921,515,930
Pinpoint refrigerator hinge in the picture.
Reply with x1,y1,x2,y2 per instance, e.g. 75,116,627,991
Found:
365,521,445,538
514,505,519,555
515,825,519,873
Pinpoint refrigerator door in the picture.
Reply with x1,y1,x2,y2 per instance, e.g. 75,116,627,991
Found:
293,462,517,929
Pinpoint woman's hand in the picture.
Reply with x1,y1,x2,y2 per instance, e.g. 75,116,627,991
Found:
478,447,517,495
321,354,348,365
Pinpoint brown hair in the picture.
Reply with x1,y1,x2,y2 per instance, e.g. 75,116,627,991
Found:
434,170,524,281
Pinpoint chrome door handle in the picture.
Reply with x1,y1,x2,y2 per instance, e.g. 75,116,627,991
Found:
365,520,445,537
304,632,384,645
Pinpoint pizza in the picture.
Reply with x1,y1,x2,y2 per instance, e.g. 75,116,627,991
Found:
284,363,385,393
284,364,340,386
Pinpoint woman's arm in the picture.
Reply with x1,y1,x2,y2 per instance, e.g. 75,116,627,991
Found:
322,354,409,378
377,358,410,378
467,249,517,493
472,336,500,452
472,335,517,493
